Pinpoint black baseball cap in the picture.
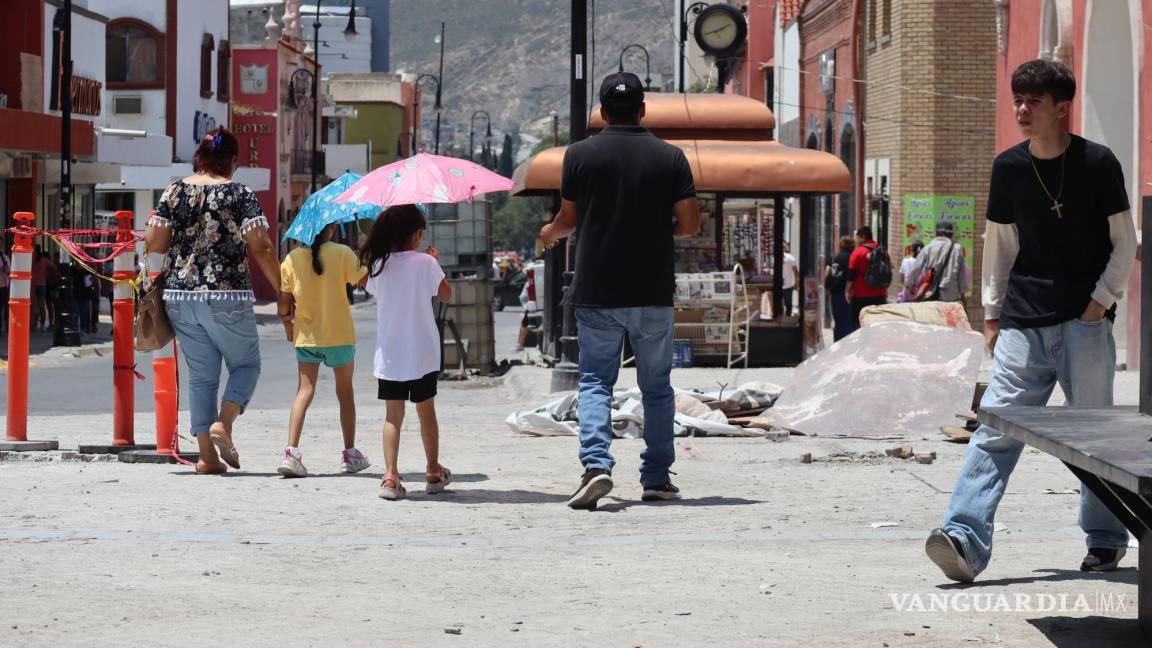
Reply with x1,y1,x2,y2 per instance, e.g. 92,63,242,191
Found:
935,221,955,236
599,72,645,110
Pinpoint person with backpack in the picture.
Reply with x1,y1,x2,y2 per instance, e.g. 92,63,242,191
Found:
845,225,891,330
906,221,968,303
823,236,855,341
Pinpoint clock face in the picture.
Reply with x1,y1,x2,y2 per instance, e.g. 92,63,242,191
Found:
693,5,747,56
700,12,738,51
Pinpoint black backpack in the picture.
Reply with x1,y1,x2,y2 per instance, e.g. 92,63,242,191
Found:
863,243,893,290
825,260,847,292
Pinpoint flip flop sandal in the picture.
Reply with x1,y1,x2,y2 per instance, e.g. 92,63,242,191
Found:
210,433,241,470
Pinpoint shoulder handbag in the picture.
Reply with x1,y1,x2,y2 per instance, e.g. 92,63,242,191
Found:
911,242,956,302
136,258,174,351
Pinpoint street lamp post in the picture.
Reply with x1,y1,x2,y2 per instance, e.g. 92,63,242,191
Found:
412,73,440,153
618,44,652,89
677,2,708,93
433,22,445,155
469,110,491,163
53,1,80,346
308,0,358,194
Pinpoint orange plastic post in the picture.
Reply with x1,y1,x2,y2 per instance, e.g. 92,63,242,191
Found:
112,211,136,446
5,212,34,441
147,229,178,455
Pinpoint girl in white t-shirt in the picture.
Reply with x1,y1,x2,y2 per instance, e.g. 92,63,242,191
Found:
360,204,454,500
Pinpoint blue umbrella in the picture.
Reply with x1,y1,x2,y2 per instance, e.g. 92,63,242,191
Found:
282,171,380,245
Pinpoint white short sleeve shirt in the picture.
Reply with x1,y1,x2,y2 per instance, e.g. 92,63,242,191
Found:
365,251,446,381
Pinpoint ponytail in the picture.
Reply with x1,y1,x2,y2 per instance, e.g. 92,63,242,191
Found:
360,204,427,277
310,237,325,275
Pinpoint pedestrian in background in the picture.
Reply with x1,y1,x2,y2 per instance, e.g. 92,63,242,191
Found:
823,235,855,341
360,204,454,501
277,222,371,478
70,263,94,334
539,72,700,509
144,126,283,475
926,59,1137,583
897,240,924,302
31,245,56,331
845,225,890,329
907,221,968,303
781,240,799,317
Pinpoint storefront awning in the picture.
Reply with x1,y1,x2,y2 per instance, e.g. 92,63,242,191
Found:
0,108,94,158
512,139,850,197
587,93,776,141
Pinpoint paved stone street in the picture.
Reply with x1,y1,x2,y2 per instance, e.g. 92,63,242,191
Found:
0,306,1146,647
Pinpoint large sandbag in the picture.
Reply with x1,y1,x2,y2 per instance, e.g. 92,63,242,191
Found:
859,301,972,330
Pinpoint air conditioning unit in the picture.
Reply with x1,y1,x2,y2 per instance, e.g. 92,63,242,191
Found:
112,96,143,115
12,156,33,178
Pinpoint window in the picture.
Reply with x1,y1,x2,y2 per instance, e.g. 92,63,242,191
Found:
106,19,164,88
868,0,877,44
881,0,892,39
217,40,231,102
200,34,215,99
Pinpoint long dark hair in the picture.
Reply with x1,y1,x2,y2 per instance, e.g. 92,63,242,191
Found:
193,126,239,177
310,223,334,275
360,204,427,277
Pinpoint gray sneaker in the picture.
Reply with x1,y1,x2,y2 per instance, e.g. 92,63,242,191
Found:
340,448,371,474
925,528,977,583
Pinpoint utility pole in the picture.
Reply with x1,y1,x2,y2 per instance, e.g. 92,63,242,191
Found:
549,0,586,392
54,0,80,347
434,21,445,155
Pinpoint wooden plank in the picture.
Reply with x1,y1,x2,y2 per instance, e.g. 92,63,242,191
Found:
979,406,1152,497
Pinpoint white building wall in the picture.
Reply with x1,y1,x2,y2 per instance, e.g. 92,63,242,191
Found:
175,0,230,162
86,0,167,135
774,21,801,139
43,4,108,126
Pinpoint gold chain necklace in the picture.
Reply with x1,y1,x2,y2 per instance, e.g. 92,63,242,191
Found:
1028,143,1066,219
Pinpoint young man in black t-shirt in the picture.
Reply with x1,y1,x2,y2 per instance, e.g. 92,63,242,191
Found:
539,72,700,510
926,60,1138,582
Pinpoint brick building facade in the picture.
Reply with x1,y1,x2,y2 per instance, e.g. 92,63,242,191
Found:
862,0,997,321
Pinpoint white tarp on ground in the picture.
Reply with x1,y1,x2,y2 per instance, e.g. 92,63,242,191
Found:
759,321,984,438
505,383,782,438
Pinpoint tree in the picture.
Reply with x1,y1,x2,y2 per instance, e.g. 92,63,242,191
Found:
492,194,550,253
498,133,514,178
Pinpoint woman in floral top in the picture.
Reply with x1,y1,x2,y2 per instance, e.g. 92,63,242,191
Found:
144,127,282,475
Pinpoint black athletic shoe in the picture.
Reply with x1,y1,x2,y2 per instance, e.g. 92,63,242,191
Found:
567,468,613,510
1080,547,1126,572
641,482,682,502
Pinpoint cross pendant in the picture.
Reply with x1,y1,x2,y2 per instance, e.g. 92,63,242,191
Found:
1051,201,1064,219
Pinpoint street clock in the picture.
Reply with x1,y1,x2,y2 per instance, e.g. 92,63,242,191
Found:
693,3,748,57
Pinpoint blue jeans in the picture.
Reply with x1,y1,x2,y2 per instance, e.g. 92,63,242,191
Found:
165,298,261,436
942,318,1129,574
575,307,675,487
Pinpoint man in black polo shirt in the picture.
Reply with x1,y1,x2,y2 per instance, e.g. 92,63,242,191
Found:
540,72,700,510
926,60,1138,582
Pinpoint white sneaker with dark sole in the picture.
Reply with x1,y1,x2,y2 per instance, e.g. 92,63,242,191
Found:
925,528,977,583
567,469,613,510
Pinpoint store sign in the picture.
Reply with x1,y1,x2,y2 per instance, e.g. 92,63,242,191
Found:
240,65,269,95
233,115,276,169
903,195,975,296
50,76,102,116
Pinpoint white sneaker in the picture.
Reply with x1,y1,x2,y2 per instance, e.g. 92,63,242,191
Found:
277,448,308,478
340,448,371,474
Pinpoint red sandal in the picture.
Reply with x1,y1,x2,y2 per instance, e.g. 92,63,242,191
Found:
426,465,453,494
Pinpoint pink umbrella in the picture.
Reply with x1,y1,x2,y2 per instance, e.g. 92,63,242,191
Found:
333,151,514,207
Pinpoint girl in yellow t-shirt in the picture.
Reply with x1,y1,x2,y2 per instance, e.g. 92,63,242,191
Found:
277,223,369,477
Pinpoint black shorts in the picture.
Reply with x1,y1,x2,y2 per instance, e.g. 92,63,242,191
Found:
378,371,439,403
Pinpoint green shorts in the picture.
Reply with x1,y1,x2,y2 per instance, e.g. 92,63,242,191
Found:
296,345,356,368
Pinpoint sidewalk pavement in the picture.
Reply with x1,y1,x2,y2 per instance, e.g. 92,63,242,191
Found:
0,360,1145,647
